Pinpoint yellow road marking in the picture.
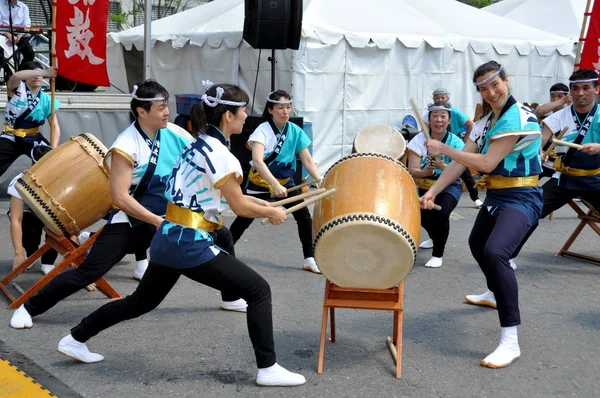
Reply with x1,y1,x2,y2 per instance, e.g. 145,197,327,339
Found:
0,358,55,397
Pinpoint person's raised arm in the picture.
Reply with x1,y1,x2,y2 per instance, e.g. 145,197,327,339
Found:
8,67,57,96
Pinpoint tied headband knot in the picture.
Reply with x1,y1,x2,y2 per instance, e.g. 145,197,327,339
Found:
202,80,214,91
201,86,248,108
474,65,504,87
131,85,166,101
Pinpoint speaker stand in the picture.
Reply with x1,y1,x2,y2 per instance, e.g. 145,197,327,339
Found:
267,49,277,92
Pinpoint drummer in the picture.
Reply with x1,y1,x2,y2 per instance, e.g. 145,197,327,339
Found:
0,62,60,178
9,80,246,330
422,61,543,368
229,89,323,274
407,101,464,268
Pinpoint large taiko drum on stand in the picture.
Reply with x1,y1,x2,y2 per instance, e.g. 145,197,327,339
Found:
353,125,407,160
313,153,421,289
16,133,112,237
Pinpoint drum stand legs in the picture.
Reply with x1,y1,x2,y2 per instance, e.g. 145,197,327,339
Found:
317,279,404,378
0,227,121,309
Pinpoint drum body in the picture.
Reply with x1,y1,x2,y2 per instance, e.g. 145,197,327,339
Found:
313,153,421,289
16,133,112,237
352,125,406,160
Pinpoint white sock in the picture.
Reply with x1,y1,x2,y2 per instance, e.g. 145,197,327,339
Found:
303,257,321,274
256,363,306,387
220,298,248,312
509,258,517,271
465,289,497,308
481,326,521,368
133,259,149,280
9,304,33,329
57,334,104,363
424,256,443,268
41,264,55,275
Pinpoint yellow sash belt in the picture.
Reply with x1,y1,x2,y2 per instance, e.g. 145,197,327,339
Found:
3,125,40,137
553,158,600,177
165,203,222,232
248,168,290,195
414,178,436,190
474,174,539,189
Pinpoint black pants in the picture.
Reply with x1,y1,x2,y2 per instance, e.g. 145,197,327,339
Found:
229,190,314,258
24,223,239,317
469,207,531,327
512,178,600,258
22,212,58,265
70,230,277,368
0,36,35,78
0,134,49,179
461,168,480,202
419,190,458,258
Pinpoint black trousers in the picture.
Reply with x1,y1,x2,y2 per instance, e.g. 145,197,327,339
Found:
70,229,277,368
22,212,58,265
419,189,458,258
512,178,600,258
229,189,315,258
469,207,531,327
461,168,480,202
0,134,49,179
24,222,239,317
0,36,35,77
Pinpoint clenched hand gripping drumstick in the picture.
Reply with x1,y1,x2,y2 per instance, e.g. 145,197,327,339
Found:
262,189,336,225
418,197,442,211
286,179,319,193
269,188,326,207
409,98,431,140
543,126,569,158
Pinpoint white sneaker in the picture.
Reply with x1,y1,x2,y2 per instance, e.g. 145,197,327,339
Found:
419,239,434,249
41,263,55,275
132,259,148,281
465,289,497,309
474,199,484,209
256,363,306,387
303,257,321,274
219,298,248,313
509,258,517,271
77,231,91,245
58,334,104,363
9,304,33,329
481,326,520,368
424,256,443,268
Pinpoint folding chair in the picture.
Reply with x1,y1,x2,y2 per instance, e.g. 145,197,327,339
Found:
556,199,600,265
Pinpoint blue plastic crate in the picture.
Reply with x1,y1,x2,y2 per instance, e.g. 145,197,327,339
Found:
176,94,203,116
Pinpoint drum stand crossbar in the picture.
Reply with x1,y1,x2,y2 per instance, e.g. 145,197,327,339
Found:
0,227,121,309
317,279,404,378
557,199,600,265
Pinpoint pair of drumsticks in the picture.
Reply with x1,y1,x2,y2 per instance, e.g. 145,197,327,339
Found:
544,126,581,155
261,181,336,225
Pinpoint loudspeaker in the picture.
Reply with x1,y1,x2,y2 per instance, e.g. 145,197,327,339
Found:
243,0,303,50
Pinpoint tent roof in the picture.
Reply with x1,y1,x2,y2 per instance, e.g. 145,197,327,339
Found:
109,0,573,55
483,0,586,40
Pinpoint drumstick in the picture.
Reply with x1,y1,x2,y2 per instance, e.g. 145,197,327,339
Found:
552,138,582,150
270,188,326,207
543,126,569,157
419,197,442,211
286,179,318,193
262,189,336,225
409,98,431,140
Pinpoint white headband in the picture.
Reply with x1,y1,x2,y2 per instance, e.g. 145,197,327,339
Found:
569,70,599,84
550,90,569,94
267,91,292,104
474,66,504,87
131,85,166,101
201,87,247,108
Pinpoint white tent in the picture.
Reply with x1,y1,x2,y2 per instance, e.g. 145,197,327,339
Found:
106,0,575,172
484,0,587,40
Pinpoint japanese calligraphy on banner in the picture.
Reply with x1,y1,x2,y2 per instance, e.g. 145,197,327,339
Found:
579,0,600,74
54,0,110,86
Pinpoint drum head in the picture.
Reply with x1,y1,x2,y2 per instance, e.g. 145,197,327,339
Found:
353,125,406,160
315,213,416,289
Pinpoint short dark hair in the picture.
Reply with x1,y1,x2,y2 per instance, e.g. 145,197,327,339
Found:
190,83,249,137
31,145,52,163
130,80,170,118
549,83,569,93
262,90,291,121
473,61,507,92
569,69,599,88
18,61,44,72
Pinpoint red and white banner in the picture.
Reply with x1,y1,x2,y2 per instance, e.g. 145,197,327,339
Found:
579,0,600,73
54,0,110,86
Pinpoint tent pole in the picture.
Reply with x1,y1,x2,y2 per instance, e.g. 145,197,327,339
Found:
574,0,594,71
144,0,152,80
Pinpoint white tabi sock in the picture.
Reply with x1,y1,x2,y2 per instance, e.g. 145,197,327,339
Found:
424,256,443,268
509,258,517,270
303,257,321,274
465,289,497,309
133,259,149,281
481,326,521,368
9,304,33,329
256,363,306,387
57,334,104,363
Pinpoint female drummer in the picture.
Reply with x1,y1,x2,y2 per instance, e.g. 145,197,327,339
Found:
229,89,322,274
57,83,306,387
421,61,542,368
407,102,464,268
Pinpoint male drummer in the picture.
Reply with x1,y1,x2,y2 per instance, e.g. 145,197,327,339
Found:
10,80,247,329
0,61,60,179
